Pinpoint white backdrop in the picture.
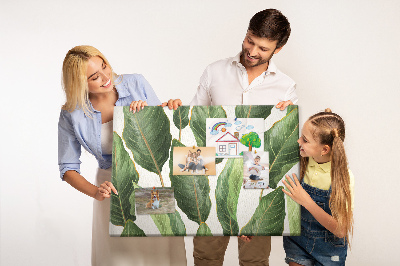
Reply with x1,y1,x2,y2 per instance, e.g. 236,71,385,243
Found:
1,0,399,265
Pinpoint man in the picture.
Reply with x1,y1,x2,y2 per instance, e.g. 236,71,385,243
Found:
189,9,297,266
194,149,207,174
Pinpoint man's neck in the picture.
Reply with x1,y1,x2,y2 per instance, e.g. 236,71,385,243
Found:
240,53,270,84
246,63,269,85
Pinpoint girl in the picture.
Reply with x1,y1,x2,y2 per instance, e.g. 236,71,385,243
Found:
58,45,185,266
180,150,194,172
282,108,354,265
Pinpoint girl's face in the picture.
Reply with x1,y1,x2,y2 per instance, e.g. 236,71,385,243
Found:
297,121,331,163
86,56,113,95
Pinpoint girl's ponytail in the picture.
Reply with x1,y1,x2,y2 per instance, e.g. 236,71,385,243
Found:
330,129,353,245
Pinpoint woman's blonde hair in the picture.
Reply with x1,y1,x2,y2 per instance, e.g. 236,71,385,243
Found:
300,108,353,246
61,45,114,115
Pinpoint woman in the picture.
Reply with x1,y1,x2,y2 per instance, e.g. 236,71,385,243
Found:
58,45,185,266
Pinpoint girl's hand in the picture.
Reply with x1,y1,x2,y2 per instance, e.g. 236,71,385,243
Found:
94,181,118,201
130,100,148,113
160,99,182,110
238,235,254,243
282,173,313,208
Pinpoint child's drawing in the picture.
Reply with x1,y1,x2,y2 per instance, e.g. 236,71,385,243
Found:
206,118,264,158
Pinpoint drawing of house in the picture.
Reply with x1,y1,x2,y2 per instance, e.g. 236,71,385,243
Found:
216,132,240,156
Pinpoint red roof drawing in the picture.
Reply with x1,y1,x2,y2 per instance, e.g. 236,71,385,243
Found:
216,132,240,142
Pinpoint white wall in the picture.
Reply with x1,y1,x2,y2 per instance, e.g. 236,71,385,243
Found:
1,0,399,265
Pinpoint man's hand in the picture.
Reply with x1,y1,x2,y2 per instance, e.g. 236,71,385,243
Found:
160,99,182,110
276,100,293,111
238,235,254,243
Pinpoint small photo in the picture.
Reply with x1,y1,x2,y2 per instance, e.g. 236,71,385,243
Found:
206,118,265,158
135,187,175,215
243,151,269,189
173,147,216,175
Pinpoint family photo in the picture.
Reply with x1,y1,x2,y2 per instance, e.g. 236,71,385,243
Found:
173,147,216,176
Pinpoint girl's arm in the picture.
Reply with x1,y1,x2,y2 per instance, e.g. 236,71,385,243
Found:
282,174,346,238
63,170,118,201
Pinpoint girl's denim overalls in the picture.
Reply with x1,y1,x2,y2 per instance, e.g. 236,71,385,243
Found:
283,182,347,266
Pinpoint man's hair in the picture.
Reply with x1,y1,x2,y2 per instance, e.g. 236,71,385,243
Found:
197,149,201,152
248,9,291,48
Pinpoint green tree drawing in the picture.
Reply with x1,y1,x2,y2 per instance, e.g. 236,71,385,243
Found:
240,132,261,151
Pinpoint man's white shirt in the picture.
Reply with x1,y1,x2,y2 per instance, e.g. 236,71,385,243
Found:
190,53,297,106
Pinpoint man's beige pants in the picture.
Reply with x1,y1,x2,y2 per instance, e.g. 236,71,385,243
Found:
193,236,271,266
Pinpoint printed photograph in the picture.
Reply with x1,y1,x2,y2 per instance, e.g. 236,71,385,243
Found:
173,147,216,175
243,151,270,189
135,187,175,215
206,118,265,158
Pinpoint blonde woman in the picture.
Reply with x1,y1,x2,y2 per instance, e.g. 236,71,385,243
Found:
58,45,185,266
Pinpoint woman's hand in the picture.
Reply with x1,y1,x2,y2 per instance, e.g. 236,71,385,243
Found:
282,173,313,208
160,99,182,110
130,100,148,113
238,235,254,243
94,181,118,201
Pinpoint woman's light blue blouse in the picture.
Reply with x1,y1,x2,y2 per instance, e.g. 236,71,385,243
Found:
58,74,161,179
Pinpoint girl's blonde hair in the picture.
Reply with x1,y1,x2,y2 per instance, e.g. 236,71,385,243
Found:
300,108,353,245
61,45,114,116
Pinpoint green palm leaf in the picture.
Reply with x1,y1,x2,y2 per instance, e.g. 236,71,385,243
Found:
264,106,299,188
123,106,171,187
235,105,273,119
240,187,285,236
169,139,211,224
215,158,243,235
150,211,187,236
110,132,138,226
173,106,190,141
286,194,301,235
196,223,213,236
120,220,146,237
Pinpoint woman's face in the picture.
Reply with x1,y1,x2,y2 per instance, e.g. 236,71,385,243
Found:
86,56,112,94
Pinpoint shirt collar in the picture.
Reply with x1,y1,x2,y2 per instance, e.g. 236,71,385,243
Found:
113,74,130,99
308,157,331,173
232,52,277,75
83,74,129,118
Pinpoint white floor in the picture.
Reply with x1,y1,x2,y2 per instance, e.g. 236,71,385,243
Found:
184,236,287,266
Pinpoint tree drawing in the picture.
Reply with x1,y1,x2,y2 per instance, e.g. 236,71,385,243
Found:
240,132,261,151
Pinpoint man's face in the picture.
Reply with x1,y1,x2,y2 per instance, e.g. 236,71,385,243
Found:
241,31,283,68
197,150,201,156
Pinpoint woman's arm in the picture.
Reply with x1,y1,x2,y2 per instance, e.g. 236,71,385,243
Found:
282,174,346,238
63,170,117,201
58,110,117,201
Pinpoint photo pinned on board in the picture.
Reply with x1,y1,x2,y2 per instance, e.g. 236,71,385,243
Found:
135,187,175,215
206,118,265,158
243,151,269,189
172,146,216,175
